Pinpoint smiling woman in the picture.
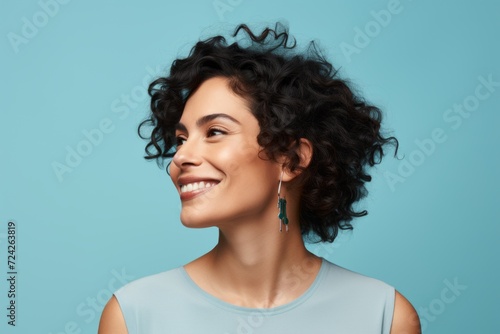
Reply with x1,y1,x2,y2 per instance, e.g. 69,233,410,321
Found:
98,23,421,333
172,77,281,229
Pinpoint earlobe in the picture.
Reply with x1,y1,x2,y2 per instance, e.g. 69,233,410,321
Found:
281,138,313,182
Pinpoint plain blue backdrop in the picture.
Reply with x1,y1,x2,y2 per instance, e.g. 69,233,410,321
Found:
1,0,499,333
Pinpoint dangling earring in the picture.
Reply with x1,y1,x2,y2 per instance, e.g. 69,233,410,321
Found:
277,171,289,232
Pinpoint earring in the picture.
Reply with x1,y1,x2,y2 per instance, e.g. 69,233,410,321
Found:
277,171,289,232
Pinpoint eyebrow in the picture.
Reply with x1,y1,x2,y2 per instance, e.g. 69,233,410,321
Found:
175,113,241,131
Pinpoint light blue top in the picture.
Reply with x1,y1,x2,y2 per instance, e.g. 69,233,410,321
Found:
114,258,395,333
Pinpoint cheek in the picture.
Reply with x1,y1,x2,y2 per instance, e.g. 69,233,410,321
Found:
212,141,261,177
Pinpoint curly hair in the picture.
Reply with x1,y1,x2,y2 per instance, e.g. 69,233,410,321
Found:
138,23,398,243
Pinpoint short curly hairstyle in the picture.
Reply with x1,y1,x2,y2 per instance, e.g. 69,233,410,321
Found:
139,23,398,243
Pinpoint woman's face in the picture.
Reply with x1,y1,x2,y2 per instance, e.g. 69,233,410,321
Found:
170,77,282,229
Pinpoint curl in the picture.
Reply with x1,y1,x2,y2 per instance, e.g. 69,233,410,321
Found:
138,23,399,242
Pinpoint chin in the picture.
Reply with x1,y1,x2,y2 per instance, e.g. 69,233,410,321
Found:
179,213,215,229
180,220,209,229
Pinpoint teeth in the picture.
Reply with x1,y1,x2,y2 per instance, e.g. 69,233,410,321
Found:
180,181,217,193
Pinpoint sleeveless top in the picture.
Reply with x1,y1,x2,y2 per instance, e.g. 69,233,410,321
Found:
114,258,395,333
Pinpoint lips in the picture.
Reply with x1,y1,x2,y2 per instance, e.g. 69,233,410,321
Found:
180,181,218,193
177,177,221,201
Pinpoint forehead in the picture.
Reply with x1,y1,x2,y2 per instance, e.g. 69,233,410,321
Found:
180,77,253,124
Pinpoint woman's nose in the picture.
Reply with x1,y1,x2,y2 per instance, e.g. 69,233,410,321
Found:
172,138,202,169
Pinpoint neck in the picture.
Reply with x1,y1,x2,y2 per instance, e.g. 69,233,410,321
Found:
186,211,322,308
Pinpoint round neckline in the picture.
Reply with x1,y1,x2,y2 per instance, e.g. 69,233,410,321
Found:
179,257,327,315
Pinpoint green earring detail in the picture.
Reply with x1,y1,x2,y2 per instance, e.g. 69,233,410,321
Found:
277,171,289,232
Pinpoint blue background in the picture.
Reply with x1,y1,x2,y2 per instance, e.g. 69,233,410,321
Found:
1,0,499,333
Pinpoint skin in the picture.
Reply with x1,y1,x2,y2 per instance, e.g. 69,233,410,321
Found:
99,77,421,333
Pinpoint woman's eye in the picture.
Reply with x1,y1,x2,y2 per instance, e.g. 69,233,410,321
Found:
207,128,226,137
175,136,186,147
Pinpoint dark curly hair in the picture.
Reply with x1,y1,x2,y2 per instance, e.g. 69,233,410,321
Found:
138,23,398,243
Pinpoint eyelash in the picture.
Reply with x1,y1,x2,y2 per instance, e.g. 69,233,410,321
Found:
175,127,227,148
207,127,226,137
175,136,186,148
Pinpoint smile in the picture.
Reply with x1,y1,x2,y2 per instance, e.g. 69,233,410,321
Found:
180,181,218,193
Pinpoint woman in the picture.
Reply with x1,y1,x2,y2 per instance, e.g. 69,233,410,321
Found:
99,24,420,333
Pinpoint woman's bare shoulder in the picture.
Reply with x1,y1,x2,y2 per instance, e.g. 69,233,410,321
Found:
98,296,128,334
390,290,421,334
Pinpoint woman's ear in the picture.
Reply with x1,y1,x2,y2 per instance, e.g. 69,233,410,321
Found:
282,138,313,182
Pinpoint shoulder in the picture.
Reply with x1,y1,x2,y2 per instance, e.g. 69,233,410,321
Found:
98,296,127,334
114,267,183,299
390,291,421,334
99,267,184,334
321,260,421,333
320,259,415,333
321,259,394,295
